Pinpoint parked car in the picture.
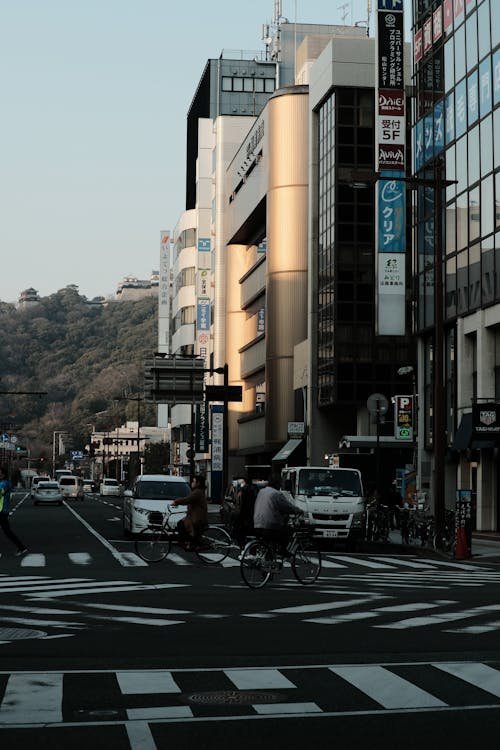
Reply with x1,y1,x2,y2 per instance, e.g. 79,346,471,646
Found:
33,480,63,506
58,475,84,500
99,478,122,497
123,474,190,536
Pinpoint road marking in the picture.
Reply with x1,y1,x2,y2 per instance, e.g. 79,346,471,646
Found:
329,665,447,709
68,552,92,565
62,501,146,566
225,668,296,690
126,721,158,750
117,670,181,694
271,597,383,615
253,702,322,715
332,555,395,569
20,554,46,567
82,603,191,615
433,662,500,697
370,556,437,569
0,673,63,724
127,706,193,720
375,603,500,629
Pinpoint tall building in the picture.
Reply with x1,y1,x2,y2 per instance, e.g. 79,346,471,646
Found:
412,0,500,530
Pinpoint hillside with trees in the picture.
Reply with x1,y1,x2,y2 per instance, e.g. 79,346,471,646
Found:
0,286,159,463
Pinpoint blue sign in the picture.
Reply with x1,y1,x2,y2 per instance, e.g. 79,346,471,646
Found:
377,0,403,9
494,49,500,107
0,433,10,443
479,56,492,118
196,298,210,331
70,451,84,460
414,118,424,171
455,79,467,139
467,70,479,127
445,92,455,144
197,238,210,252
424,112,434,164
257,307,266,334
378,172,405,254
434,100,444,157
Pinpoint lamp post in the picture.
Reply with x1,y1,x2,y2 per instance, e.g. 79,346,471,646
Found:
52,430,68,478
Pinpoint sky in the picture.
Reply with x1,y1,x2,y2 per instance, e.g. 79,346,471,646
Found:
0,0,387,303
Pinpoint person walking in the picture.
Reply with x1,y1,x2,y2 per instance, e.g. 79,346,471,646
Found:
0,465,28,556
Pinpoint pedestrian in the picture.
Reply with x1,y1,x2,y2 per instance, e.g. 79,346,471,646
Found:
0,465,28,556
233,475,257,548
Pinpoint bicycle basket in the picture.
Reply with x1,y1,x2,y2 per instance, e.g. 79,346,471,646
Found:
148,511,164,527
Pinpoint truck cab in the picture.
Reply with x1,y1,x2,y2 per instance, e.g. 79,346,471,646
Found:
281,466,365,543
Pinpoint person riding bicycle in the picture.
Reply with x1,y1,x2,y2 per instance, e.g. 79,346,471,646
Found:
253,476,303,556
172,474,208,549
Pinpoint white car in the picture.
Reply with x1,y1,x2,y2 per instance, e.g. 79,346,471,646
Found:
123,474,190,536
99,478,122,497
30,475,51,498
33,480,63,506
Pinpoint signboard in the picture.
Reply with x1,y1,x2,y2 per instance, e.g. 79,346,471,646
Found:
197,238,211,252
287,421,305,438
196,298,210,332
455,489,472,560
472,403,500,440
211,405,223,472
195,402,209,453
70,451,84,460
376,0,406,336
394,395,414,440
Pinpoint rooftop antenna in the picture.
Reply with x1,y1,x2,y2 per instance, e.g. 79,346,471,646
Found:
355,0,372,36
338,3,349,25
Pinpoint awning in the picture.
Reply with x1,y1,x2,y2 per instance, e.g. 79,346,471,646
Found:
272,438,303,462
452,413,472,451
452,412,497,451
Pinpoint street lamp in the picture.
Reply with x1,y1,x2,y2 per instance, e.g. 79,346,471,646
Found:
52,430,68,477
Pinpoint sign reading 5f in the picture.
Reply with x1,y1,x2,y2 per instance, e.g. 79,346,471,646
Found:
394,395,414,441
378,0,403,10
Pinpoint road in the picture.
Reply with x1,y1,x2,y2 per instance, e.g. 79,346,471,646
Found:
1,488,500,748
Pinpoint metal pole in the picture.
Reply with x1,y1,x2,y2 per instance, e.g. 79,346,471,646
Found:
223,363,229,498
137,397,142,476
433,159,446,536
376,401,381,496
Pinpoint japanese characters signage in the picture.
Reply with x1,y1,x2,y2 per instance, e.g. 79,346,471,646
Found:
211,405,223,472
196,298,210,332
158,231,171,352
376,0,406,335
195,401,209,453
394,395,414,441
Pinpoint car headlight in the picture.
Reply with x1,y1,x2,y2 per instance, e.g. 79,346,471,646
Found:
351,511,365,527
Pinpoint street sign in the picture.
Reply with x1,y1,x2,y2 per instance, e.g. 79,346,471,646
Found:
70,451,84,460
144,356,205,404
394,394,414,440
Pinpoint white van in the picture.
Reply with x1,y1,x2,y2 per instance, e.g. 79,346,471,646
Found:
99,478,122,497
281,466,365,543
58,475,84,500
123,474,190,536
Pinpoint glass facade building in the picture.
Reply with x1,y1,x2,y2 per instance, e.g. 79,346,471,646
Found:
412,0,500,529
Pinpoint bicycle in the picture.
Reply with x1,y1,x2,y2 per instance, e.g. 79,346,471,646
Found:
134,506,232,564
239,517,322,589
433,508,456,554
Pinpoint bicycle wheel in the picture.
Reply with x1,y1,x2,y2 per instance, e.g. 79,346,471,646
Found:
135,527,171,562
195,525,232,564
292,540,321,585
240,539,272,589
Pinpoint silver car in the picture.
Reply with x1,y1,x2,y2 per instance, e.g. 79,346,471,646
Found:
33,480,64,506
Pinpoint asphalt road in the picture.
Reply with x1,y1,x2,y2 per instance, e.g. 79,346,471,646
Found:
1,489,500,749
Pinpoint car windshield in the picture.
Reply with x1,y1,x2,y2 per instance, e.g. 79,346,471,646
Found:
298,469,362,496
135,481,190,500
59,477,76,485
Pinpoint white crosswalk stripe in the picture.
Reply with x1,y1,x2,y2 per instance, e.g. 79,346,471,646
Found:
1,661,500,727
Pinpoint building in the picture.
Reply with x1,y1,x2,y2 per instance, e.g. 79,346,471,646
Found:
91,421,170,481
116,272,159,301
18,288,40,309
412,0,500,531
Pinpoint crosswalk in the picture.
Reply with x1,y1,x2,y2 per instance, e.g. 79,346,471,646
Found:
0,548,495,574
1,661,500,728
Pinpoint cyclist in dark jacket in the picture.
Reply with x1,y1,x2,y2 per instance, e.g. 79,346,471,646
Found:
0,466,27,556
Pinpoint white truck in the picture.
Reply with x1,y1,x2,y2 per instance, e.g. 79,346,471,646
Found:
280,466,365,544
